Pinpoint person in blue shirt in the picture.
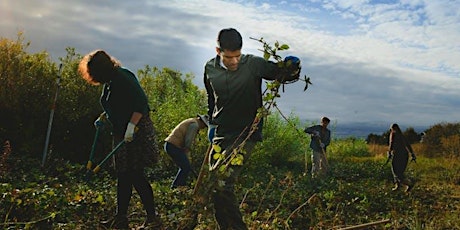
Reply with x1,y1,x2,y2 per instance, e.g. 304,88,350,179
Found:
164,114,209,189
304,116,331,178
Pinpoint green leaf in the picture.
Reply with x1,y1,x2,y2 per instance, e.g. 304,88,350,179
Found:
279,44,290,50
263,52,270,60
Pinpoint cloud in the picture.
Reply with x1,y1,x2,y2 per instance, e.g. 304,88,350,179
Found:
1,0,459,128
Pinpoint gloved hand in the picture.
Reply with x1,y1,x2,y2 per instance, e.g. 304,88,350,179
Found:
320,143,325,148
208,124,216,143
94,112,107,128
411,153,416,163
283,56,301,79
124,122,136,142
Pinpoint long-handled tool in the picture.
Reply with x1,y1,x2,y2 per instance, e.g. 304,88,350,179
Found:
41,63,63,167
317,138,329,173
86,127,101,174
85,140,125,181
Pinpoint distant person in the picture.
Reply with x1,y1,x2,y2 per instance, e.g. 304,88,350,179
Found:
78,50,163,229
304,117,331,178
204,28,301,229
419,132,426,143
388,123,416,192
164,114,209,189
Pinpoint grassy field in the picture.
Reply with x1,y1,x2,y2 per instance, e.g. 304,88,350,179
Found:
1,141,459,229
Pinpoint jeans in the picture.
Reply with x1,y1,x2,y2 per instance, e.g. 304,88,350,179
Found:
311,149,328,177
164,142,191,188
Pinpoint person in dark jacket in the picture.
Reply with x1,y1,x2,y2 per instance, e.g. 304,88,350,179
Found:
204,28,301,230
164,114,209,189
388,123,416,192
304,116,331,178
79,50,163,229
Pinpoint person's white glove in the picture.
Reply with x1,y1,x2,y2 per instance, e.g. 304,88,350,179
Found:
124,122,136,142
320,143,325,148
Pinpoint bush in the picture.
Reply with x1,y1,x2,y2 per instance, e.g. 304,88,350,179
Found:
251,113,308,169
329,137,370,157
421,122,460,157
0,34,208,165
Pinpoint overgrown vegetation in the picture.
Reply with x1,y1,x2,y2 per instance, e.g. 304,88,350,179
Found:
1,34,459,229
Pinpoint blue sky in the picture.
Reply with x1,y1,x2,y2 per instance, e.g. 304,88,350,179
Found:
1,0,459,129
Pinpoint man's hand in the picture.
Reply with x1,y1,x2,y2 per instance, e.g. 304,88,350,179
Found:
124,122,136,142
284,56,301,78
320,143,325,148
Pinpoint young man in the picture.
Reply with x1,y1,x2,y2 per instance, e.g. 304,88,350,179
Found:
203,28,301,229
304,116,331,178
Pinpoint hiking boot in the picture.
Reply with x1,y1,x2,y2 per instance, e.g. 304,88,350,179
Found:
138,214,164,230
100,215,129,229
391,183,399,191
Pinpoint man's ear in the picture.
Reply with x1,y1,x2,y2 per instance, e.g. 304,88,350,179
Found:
216,47,221,55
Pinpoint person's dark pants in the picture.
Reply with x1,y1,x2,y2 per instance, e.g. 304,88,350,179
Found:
116,170,155,216
211,141,256,230
391,152,408,184
164,142,191,188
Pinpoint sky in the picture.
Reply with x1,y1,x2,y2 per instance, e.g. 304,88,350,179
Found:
2,0,459,130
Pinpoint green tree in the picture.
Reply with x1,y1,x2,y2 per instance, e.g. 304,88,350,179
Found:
422,122,460,157
0,34,208,164
0,33,58,154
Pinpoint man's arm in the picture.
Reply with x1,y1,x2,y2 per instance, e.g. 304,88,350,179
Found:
304,125,319,135
203,72,215,120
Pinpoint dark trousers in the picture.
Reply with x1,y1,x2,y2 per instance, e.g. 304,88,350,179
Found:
211,141,256,230
116,170,155,216
391,152,409,184
164,142,191,188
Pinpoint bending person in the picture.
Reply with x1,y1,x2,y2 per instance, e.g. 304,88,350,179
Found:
164,114,209,189
79,50,163,229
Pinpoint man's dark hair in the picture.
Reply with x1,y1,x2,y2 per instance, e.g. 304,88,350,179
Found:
217,28,243,51
321,117,330,123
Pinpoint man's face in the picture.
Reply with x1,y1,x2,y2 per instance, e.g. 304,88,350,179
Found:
218,48,241,71
321,121,329,128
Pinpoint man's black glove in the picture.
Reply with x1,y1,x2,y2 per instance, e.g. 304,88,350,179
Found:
281,56,301,82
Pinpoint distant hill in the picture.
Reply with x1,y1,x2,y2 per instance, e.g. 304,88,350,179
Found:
332,122,428,139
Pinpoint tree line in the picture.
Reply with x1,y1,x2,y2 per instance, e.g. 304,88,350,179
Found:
1,33,459,162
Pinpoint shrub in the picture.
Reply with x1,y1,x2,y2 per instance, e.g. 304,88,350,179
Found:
421,122,460,157
251,113,308,169
329,137,370,157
